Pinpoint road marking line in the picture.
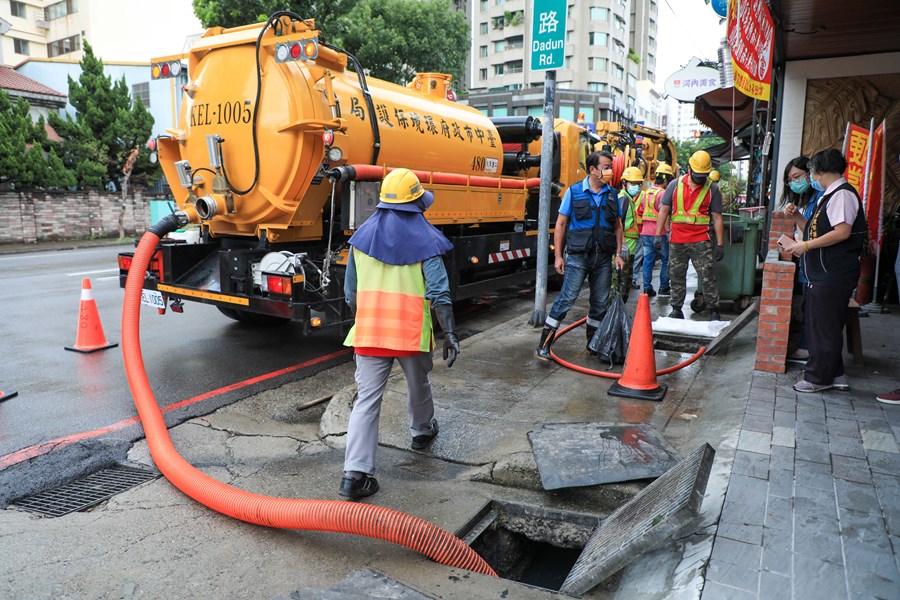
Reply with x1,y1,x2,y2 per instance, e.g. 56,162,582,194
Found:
0,348,353,469
67,268,119,276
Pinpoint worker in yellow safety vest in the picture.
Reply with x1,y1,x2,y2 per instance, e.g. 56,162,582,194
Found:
654,150,726,321
636,162,675,297
340,168,460,501
611,166,644,302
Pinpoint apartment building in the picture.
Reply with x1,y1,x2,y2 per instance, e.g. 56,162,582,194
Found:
0,0,200,66
463,0,661,127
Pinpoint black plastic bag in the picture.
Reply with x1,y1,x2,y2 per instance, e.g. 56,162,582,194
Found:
588,288,632,368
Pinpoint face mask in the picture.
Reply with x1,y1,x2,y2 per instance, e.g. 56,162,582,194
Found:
810,176,825,192
690,173,709,185
789,177,810,194
599,168,613,183
627,184,641,196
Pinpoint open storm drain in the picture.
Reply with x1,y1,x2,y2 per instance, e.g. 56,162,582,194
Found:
11,464,160,517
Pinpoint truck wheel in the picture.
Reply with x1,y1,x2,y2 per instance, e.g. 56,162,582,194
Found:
217,307,290,326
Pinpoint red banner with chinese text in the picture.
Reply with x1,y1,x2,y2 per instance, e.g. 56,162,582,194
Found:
727,0,774,101
843,124,869,196
866,121,885,251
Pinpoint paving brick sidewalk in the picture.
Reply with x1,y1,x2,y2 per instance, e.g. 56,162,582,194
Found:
703,311,900,600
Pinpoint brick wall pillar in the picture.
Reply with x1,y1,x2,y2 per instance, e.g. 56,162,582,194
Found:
768,210,797,261
755,249,795,373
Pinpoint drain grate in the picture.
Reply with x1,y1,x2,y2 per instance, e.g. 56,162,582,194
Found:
12,465,160,517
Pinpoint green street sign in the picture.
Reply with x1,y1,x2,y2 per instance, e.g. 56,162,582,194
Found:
530,0,567,72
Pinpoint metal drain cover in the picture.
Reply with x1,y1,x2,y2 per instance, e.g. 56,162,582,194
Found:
11,464,160,517
560,443,715,596
528,422,680,490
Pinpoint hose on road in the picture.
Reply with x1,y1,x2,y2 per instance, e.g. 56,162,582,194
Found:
121,213,496,576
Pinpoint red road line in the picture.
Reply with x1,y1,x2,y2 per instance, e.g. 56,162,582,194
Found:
0,348,352,470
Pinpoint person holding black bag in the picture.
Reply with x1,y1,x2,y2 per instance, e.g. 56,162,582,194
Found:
536,151,625,360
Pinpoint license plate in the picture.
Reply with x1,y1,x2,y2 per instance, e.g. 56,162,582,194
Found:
141,289,166,309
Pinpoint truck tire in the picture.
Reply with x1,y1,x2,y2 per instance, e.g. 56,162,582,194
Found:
217,307,290,326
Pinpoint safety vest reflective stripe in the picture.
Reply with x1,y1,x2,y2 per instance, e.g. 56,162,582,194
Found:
670,178,712,225
344,250,433,352
620,191,641,239
639,187,662,221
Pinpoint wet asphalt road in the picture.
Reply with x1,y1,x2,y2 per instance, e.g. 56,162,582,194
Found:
0,243,537,492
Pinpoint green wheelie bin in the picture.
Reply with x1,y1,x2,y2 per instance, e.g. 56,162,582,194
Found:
691,211,763,313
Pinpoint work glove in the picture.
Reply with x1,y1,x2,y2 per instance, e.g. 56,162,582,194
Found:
653,236,663,251
434,304,459,368
715,244,725,262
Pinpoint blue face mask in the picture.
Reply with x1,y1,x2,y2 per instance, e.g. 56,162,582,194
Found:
810,176,825,192
627,184,641,197
789,177,810,194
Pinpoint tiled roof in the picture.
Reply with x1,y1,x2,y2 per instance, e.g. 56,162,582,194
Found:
0,66,66,98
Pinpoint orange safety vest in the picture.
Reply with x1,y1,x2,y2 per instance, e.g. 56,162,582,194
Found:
344,249,434,352
670,178,712,225
639,187,663,222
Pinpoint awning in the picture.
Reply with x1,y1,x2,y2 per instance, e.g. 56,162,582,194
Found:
694,87,757,142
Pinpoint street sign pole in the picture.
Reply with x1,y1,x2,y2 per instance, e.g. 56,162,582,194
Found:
529,0,566,327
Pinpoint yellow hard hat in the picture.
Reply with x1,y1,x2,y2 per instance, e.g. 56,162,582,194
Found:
621,166,644,182
709,169,721,182
377,168,434,212
655,162,674,176
689,150,712,174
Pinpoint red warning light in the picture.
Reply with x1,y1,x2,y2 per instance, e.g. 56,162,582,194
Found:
322,130,334,146
161,63,170,77
290,43,302,59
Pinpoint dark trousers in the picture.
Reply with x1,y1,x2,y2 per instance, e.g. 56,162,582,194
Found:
804,281,854,385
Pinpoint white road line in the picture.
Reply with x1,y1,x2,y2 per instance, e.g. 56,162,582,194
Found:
96,276,120,282
66,269,120,277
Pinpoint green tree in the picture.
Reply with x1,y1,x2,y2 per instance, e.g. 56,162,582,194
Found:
339,0,469,86
191,0,469,88
49,40,156,190
192,0,357,30
0,90,75,189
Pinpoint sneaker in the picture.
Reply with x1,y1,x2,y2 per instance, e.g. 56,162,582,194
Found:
338,474,379,501
411,418,439,450
833,375,850,390
668,308,684,319
643,287,657,297
630,281,640,289
658,287,671,296
876,388,900,405
709,310,721,321
793,380,833,393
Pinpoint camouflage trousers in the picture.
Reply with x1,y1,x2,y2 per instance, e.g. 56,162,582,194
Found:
669,240,720,311
610,254,634,303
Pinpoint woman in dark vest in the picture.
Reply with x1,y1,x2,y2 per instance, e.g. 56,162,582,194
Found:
786,149,867,393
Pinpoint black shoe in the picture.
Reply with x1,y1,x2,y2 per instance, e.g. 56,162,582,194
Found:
535,325,557,362
585,325,598,355
658,287,671,296
339,474,379,501
630,281,640,289
643,287,657,297
411,418,438,450
709,310,721,321
669,308,684,319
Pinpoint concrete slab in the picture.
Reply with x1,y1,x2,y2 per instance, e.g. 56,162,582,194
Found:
528,423,680,490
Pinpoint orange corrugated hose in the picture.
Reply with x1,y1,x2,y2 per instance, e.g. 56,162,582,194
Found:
549,317,706,377
121,218,496,577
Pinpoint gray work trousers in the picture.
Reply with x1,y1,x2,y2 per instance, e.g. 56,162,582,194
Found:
343,352,435,475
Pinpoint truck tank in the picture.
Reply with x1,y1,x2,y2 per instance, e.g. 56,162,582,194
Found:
156,17,509,244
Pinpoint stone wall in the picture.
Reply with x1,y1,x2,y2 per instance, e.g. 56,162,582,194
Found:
0,189,163,244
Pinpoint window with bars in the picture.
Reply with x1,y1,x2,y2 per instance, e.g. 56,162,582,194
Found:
13,38,29,55
10,1,26,18
47,34,80,57
132,82,150,108
47,0,77,20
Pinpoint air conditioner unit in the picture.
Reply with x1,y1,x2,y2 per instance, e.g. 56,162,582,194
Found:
35,19,50,29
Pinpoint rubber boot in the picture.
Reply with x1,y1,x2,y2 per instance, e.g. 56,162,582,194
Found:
536,326,558,362
586,325,598,355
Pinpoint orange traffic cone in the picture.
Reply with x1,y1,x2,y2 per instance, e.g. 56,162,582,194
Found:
608,293,667,401
64,278,118,353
